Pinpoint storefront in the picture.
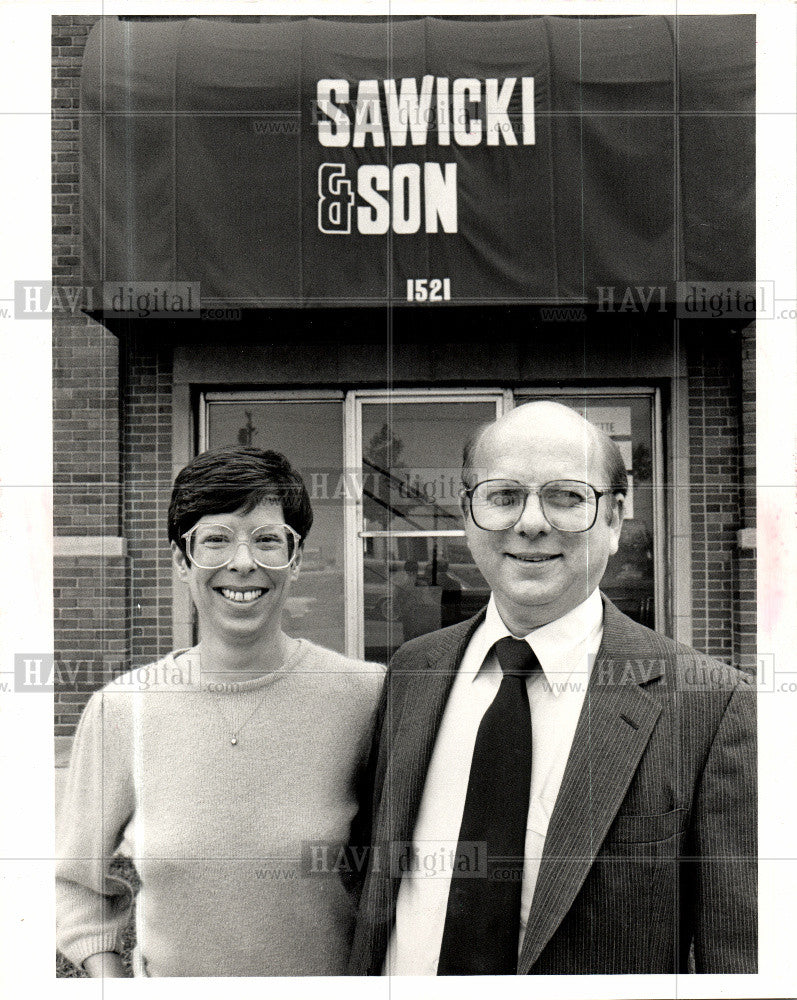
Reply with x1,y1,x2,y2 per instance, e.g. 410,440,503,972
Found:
52,13,756,736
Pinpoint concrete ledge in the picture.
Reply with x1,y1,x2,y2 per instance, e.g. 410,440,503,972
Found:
54,535,127,558
737,527,756,551
55,735,73,768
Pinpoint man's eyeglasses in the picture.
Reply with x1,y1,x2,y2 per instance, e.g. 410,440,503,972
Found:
461,479,616,533
182,523,301,570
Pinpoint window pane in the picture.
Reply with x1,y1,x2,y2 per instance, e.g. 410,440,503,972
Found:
364,536,490,663
360,401,496,532
515,393,656,628
205,400,345,652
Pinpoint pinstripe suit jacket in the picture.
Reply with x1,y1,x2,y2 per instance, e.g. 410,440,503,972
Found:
348,597,757,975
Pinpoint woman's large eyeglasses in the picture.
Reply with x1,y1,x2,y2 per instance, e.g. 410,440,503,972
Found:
461,479,615,533
182,523,301,570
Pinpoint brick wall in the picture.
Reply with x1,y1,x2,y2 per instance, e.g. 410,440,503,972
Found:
53,556,127,737
122,338,176,666
54,17,179,729
53,15,127,734
687,325,755,669
735,325,757,672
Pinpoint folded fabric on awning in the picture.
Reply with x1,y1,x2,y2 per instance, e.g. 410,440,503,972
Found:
80,15,754,309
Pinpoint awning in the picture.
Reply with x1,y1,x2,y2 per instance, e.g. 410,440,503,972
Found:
81,15,754,310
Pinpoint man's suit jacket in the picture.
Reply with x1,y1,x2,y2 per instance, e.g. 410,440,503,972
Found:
348,597,757,975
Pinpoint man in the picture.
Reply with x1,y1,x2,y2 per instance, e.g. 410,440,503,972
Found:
349,401,756,975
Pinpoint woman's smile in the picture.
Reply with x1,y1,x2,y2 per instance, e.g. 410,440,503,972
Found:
216,585,269,604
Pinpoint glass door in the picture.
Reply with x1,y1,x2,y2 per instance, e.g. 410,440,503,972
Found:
353,393,503,662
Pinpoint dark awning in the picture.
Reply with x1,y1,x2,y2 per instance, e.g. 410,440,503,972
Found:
81,15,754,309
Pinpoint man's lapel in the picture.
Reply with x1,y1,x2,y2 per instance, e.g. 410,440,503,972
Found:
517,599,665,974
356,611,487,973
381,611,486,850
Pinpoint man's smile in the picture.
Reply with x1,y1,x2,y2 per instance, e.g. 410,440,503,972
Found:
505,552,562,564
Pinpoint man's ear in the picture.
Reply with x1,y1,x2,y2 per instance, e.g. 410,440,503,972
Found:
614,492,625,522
459,487,471,523
607,493,625,553
171,541,191,581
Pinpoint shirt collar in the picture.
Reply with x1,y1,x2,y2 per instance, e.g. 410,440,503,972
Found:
472,590,603,696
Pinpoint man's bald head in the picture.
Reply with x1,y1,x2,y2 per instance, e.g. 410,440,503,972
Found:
460,401,628,632
462,401,628,501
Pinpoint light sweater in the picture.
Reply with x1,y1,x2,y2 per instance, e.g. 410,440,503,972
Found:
55,639,385,977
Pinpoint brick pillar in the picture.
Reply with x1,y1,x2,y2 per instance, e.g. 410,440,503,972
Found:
687,327,742,665
52,15,128,741
122,337,176,667
734,323,756,673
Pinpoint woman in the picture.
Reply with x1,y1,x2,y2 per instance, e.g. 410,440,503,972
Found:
56,448,385,977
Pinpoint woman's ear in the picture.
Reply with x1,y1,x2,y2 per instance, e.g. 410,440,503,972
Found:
290,544,304,577
171,541,190,581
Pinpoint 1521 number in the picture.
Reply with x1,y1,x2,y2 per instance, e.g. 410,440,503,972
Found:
406,278,451,302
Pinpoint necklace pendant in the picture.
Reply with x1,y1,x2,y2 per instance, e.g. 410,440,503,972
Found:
230,736,238,746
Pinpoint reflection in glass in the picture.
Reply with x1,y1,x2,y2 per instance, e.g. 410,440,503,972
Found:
361,402,495,532
364,536,489,664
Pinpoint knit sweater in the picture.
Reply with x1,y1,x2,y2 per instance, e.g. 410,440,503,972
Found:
55,639,385,977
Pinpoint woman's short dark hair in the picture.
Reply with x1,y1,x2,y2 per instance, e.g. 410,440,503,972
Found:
168,448,313,553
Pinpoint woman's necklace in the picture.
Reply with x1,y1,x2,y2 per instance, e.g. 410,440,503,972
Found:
210,688,272,747
199,639,300,746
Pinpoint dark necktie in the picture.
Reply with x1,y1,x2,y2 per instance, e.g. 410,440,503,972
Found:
437,636,541,976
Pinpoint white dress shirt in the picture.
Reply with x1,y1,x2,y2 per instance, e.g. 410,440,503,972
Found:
384,588,603,976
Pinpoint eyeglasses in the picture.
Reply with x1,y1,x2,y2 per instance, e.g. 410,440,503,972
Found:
182,523,301,570
461,479,614,533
